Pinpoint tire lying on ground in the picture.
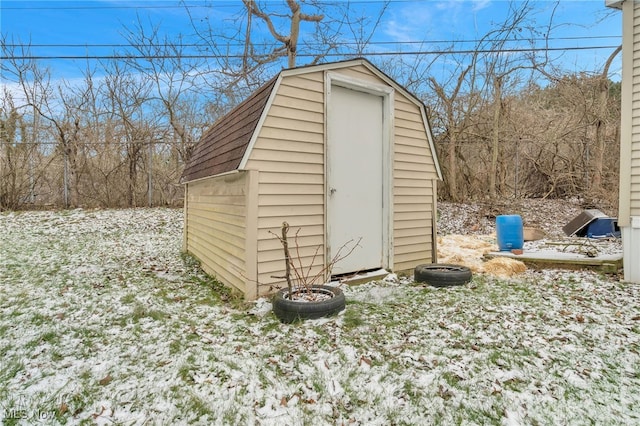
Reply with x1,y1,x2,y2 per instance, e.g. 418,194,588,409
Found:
414,264,472,287
272,285,346,323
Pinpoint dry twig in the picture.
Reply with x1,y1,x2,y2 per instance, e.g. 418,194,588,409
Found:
269,222,362,298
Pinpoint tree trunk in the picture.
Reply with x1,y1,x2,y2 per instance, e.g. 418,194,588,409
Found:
448,131,459,201
288,3,301,68
591,45,621,194
489,76,502,199
128,146,138,207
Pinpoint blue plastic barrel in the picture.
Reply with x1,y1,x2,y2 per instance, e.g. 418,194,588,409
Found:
496,215,524,251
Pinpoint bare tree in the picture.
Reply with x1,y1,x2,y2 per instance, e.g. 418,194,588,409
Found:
591,46,622,194
0,3,624,209
185,0,387,86
470,1,542,198
0,93,35,209
102,61,154,207
428,63,476,202
121,18,211,165
2,40,82,207
243,0,323,68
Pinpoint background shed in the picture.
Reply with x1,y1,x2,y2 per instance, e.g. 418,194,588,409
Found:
181,58,442,299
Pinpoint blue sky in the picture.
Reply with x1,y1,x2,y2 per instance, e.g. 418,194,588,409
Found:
1,0,623,83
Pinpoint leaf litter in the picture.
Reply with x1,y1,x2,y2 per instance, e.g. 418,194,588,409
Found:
0,204,638,425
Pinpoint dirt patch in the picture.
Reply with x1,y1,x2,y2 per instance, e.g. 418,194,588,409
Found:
483,257,527,278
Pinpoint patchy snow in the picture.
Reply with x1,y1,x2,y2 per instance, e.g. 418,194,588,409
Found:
1,205,639,425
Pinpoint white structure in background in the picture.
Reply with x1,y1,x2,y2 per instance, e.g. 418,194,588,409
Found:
607,0,640,283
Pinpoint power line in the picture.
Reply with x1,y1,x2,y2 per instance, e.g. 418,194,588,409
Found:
1,3,229,10
0,0,405,10
3,35,621,50
1,35,622,49
1,45,622,61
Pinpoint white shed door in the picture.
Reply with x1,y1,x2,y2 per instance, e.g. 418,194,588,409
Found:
327,85,384,274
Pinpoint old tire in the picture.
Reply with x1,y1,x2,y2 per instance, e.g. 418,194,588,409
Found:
272,285,346,323
414,264,472,287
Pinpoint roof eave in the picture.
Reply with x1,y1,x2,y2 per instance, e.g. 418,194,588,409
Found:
605,0,623,9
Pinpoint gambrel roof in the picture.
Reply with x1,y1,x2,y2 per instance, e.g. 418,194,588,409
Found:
181,58,442,183
181,77,278,182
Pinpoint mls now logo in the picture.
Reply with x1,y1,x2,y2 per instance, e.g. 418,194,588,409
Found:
0,395,58,421
0,395,29,420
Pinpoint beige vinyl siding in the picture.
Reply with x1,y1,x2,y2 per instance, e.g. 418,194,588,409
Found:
185,172,248,294
336,63,387,85
245,72,327,295
632,0,640,215
183,59,442,299
328,64,438,271
393,93,438,272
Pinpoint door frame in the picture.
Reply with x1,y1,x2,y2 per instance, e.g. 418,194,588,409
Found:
324,71,395,273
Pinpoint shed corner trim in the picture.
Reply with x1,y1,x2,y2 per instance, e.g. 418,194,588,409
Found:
421,108,443,181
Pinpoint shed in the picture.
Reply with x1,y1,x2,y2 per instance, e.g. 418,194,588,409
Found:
181,58,442,299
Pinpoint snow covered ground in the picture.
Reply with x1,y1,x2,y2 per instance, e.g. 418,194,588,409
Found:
1,207,639,425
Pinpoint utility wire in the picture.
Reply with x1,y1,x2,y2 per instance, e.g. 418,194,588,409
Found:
1,3,230,10
1,35,622,49
1,45,622,60
0,0,408,10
